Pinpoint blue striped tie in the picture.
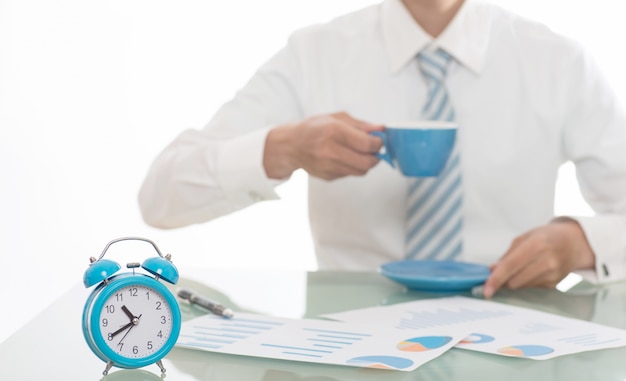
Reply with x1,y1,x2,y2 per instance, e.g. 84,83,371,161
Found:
406,48,463,260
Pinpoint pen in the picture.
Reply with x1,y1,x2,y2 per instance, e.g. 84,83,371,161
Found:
177,288,234,318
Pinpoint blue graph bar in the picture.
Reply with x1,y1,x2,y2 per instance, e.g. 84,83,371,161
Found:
302,328,371,336
399,308,512,329
261,343,333,353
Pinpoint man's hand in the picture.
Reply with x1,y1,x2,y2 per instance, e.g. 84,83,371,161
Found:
263,112,384,180
482,217,595,298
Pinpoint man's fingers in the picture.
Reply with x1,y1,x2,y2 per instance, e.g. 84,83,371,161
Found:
483,238,535,298
333,122,383,154
503,257,548,289
333,112,383,129
316,145,380,179
483,268,509,299
290,112,384,180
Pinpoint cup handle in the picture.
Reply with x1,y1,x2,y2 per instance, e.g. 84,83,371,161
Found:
370,131,394,168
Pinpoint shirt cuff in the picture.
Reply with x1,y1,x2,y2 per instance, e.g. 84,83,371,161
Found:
214,127,284,207
573,215,626,284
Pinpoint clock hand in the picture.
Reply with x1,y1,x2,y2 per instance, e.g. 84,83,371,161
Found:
118,314,142,345
121,305,135,321
118,324,134,345
110,321,134,339
109,312,142,339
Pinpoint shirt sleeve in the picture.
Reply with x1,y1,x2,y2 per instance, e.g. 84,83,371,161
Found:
138,34,305,229
575,216,626,283
561,46,626,283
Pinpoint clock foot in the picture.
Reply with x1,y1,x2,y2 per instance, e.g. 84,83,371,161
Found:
102,361,114,376
156,360,166,374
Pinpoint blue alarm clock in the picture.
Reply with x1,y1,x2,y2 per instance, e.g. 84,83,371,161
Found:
82,237,181,376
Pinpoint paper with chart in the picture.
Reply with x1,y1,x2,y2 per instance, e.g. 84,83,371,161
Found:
176,312,470,371
323,296,626,360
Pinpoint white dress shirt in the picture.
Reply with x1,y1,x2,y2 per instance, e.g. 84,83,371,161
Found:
138,0,626,282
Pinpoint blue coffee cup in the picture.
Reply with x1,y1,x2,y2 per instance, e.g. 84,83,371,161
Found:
372,121,457,177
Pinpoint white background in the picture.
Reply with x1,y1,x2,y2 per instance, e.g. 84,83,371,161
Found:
1,0,621,343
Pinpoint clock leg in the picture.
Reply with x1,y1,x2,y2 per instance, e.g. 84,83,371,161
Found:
102,361,114,376
156,360,166,374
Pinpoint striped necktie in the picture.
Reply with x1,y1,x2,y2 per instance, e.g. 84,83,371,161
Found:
406,48,463,260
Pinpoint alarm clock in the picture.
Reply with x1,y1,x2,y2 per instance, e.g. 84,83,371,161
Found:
82,237,182,376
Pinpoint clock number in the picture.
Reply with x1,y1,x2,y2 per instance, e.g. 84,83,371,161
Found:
133,346,139,354
115,293,123,302
161,316,167,324
157,330,163,338
117,342,124,351
128,287,138,297
105,305,115,314
108,333,113,341
145,291,150,300
102,318,108,327
147,341,153,350
155,301,162,310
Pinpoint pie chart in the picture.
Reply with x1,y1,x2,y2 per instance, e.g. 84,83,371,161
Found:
397,336,452,352
498,345,554,357
460,333,495,344
346,355,414,370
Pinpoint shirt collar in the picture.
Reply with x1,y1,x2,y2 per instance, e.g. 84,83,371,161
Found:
381,0,491,75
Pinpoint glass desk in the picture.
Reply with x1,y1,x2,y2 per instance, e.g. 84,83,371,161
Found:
2,268,626,381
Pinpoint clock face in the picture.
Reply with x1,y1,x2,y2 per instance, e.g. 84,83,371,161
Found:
96,283,175,360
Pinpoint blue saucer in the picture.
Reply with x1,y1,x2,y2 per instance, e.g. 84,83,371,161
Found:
379,260,490,292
